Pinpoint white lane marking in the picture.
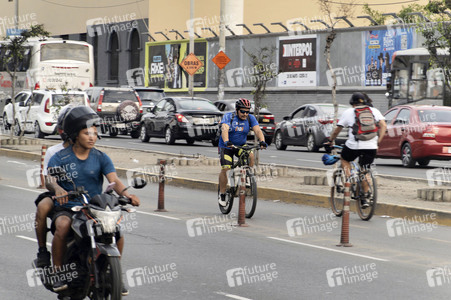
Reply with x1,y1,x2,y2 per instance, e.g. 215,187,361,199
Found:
296,159,321,163
136,211,181,220
3,184,42,194
17,235,52,247
267,237,389,262
215,291,253,300
7,160,28,165
269,156,277,158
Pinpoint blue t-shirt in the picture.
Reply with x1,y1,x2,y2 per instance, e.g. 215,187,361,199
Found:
48,146,116,208
218,112,258,148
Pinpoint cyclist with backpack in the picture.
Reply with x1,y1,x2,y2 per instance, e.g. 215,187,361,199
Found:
217,98,267,207
326,92,386,207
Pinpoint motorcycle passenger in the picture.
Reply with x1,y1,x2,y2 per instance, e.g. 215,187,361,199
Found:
34,106,73,268
217,98,267,207
46,106,140,295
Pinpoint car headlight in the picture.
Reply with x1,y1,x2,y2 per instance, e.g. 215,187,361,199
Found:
89,207,121,234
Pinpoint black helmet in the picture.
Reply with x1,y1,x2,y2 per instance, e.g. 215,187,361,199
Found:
57,105,73,141
349,92,366,106
63,106,100,142
235,98,251,110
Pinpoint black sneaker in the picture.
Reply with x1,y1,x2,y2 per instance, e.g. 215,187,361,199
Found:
122,285,129,296
361,192,371,208
53,278,68,292
218,193,227,207
36,249,51,268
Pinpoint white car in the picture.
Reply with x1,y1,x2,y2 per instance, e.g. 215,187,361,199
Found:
3,90,89,138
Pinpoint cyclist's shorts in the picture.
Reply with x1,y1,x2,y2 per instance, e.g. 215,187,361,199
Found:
219,146,245,169
341,145,377,169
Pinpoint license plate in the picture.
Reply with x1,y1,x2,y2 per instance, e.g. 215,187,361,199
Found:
262,118,270,123
194,118,212,125
114,124,126,129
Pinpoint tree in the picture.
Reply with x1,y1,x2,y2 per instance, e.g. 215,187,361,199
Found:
2,24,50,139
318,0,355,144
242,46,278,164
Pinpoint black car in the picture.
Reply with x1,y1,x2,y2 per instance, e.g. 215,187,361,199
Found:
140,97,223,145
213,99,275,145
133,87,166,113
275,103,349,152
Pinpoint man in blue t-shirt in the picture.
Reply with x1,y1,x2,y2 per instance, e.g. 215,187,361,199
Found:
217,98,267,206
46,106,140,295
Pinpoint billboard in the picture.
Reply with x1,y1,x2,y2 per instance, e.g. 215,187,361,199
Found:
278,35,317,87
364,29,414,86
145,39,207,90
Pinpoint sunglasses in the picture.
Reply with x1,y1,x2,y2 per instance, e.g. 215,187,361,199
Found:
239,109,250,114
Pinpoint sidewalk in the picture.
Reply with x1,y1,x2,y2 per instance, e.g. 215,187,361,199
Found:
2,135,451,225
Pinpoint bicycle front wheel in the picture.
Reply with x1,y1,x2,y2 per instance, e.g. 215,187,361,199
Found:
244,171,257,218
330,169,345,217
356,171,377,221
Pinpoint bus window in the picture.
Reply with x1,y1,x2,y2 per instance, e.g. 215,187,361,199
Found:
40,43,90,63
393,69,408,99
409,63,427,101
426,68,444,98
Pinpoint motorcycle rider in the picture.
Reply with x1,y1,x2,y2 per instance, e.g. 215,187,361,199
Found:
46,106,140,295
34,106,72,268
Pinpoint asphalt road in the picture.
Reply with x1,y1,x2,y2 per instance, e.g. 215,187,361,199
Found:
1,157,451,299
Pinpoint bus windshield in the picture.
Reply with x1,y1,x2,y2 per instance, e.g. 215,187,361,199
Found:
40,43,89,63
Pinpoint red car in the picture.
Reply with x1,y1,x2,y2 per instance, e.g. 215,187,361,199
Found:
377,105,451,167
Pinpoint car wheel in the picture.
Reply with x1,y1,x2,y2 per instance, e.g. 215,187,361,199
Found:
165,126,176,145
186,138,195,145
14,119,21,136
34,121,45,139
211,138,219,147
275,131,287,150
140,125,150,142
3,113,10,130
117,100,140,122
109,127,118,137
266,137,273,146
417,158,430,166
401,143,416,168
306,134,319,152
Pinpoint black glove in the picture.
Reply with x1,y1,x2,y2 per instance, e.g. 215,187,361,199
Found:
259,141,268,149
226,141,233,148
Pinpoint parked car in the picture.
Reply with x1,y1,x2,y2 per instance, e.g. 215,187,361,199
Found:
377,105,451,167
3,89,89,138
274,103,350,152
85,87,143,138
133,87,166,113
140,97,223,145
213,99,275,145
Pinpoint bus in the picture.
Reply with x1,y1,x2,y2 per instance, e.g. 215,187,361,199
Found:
0,38,94,98
386,47,451,107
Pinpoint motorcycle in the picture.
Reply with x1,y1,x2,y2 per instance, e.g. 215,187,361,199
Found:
32,167,146,300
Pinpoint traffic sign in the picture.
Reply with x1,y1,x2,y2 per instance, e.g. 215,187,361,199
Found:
180,53,203,76
212,51,231,69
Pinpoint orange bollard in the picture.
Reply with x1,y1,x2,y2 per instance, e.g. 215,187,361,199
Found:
155,159,168,212
238,168,249,227
39,145,47,189
337,181,352,247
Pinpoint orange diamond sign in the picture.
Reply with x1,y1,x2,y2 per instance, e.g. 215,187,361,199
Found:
212,51,231,69
180,53,203,76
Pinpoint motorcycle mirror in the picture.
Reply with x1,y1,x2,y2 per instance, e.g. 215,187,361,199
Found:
132,177,147,189
105,182,116,193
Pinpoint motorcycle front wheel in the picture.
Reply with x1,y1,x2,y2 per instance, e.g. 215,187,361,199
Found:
91,256,122,300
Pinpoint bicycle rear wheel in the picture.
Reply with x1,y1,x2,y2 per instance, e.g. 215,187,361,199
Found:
330,169,345,217
218,187,234,214
356,171,377,221
244,171,257,218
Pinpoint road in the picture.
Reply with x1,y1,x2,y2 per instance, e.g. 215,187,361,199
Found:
1,157,451,299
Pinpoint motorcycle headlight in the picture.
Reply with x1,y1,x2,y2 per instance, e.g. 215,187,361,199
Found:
89,206,121,234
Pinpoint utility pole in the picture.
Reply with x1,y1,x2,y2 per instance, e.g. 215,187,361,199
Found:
188,0,195,97
218,0,226,100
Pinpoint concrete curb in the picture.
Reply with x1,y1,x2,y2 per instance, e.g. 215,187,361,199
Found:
3,147,451,226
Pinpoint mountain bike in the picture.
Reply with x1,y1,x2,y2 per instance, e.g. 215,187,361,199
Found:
328,146,378,221
218,145,260,219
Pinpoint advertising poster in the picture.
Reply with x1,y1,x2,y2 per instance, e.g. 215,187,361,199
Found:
145,39,207,90
364,29,413,86
278,35,317,87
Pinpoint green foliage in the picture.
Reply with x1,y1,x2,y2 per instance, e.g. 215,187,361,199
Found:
362,4,386,25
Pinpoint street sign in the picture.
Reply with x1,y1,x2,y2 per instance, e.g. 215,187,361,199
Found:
180,53,203,76
212,51,231,70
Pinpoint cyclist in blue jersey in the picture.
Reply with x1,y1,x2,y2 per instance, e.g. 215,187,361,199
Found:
218,98,267,206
